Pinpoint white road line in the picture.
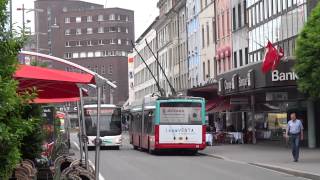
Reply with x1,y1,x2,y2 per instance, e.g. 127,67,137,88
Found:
72,141,105,180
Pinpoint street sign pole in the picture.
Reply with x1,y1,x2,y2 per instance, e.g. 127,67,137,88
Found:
95,86,102,180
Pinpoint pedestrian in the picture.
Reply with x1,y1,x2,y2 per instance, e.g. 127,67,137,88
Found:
285,112,304,162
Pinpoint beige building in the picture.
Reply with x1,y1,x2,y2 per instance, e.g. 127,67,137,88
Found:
199,0,216,84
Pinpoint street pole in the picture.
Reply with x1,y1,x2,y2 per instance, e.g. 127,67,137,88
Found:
110,87,113,104
76,101,84,165
95,86,102,180
22,4,25,33
10,0,12,36
80,89,89,169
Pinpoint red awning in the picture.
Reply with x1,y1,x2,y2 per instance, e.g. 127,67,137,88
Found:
206,100,218,112
14,65,95,84
207,99,231,113
14,65,94,103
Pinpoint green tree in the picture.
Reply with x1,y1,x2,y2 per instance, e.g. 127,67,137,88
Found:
0,0,39,178
295,1,320,98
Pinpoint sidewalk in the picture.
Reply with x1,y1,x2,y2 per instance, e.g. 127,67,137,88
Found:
200,143,320,179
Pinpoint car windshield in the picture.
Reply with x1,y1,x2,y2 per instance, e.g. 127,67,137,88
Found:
85,108,121,136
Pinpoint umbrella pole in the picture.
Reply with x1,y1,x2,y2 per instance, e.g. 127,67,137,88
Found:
94,86,102,180
76,101,84,165
80,88,89,169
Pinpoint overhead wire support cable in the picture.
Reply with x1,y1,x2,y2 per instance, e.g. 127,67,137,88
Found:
131,40,165,97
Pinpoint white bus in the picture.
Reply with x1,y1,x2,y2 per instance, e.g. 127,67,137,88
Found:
84,104,122,149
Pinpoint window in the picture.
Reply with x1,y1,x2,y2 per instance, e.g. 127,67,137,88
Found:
65,41,70,47
264,0,268,20
125,16,129,21
76,17,81,23
202,25,205,48
118,27,121,32
76,28,81,35
268,0,272,17
110,39,115,44
227,11,230,33
203,62,206,81
118,39,121,45
212,20,216,42
244,0,247,24
64,52,72,59
109,14,115,20
239,49,243,66
260,2,263,22
65,17,70,23
102,66,106,74
72,52,79,58
207,60,210,77
206,22,210,46
245,47,248,64
95,51,102,57
221,14,224,37
65,29,70,35
233,7,236,30
80,52,86,58
87,16,92,22
76,41,81,46
109,65,113,74
233,51,237,68
126,28,129,33
88,40,92,46
98,27,104,33
62,7,68,12
109,27,116,32
238,4,242,28
87,52,93,57
117,15,121,21
98,15,103,21
273,0,277,15
87,28,93,34
98,40,103,45
126,40,130,45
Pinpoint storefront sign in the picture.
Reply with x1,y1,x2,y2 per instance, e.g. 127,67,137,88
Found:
271,70,298,82
218,69,254,95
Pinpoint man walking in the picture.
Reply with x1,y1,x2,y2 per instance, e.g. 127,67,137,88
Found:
286,112,304,162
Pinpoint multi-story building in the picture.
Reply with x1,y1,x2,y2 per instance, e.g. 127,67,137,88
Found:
199,0,216,82
217,0,320,147
130,20,158,102
186,0,202,88
231,0,248,69
215,0,232,74
34,0,134,105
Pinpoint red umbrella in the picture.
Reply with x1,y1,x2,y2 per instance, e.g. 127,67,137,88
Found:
14,65,95,103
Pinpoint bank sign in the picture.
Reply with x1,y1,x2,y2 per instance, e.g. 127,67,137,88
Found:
266,60,298,87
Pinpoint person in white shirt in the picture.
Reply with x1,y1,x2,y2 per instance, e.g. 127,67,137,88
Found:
285,112,304,162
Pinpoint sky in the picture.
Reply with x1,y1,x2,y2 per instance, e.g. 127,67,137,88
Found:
12,0,159,39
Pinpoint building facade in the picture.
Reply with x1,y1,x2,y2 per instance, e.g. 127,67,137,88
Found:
215,0,232,75
217,0,320,147
186,0,202,88
199,0,216,83
34,0,134,105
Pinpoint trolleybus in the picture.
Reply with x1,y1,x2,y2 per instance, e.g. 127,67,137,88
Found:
129,96,206,153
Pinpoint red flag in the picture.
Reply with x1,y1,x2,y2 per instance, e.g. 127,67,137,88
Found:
272,47,284,70
128,57,133,63
262,41,280,73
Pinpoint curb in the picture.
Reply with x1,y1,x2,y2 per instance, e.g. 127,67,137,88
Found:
249,163,320,180
200,151,320,180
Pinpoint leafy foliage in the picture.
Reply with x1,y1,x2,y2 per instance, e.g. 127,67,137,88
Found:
0,0,42,178
294,1,320,99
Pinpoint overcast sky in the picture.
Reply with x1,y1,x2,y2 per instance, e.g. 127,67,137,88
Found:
12,0,159,39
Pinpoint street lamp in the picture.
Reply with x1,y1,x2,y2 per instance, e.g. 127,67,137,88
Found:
17,5,44,33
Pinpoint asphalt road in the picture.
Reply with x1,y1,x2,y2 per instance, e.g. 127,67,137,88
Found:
70,133,308,180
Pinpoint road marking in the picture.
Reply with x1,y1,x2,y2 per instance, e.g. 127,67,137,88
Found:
72,141,105,180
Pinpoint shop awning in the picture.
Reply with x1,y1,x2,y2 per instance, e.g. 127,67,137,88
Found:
14,65,94,103
207,99,231,113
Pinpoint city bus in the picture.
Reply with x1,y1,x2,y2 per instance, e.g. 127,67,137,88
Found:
84,104,122,149
129,96,206,154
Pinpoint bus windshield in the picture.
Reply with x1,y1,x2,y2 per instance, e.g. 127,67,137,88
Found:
159,102,202,125
85,107,121,136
